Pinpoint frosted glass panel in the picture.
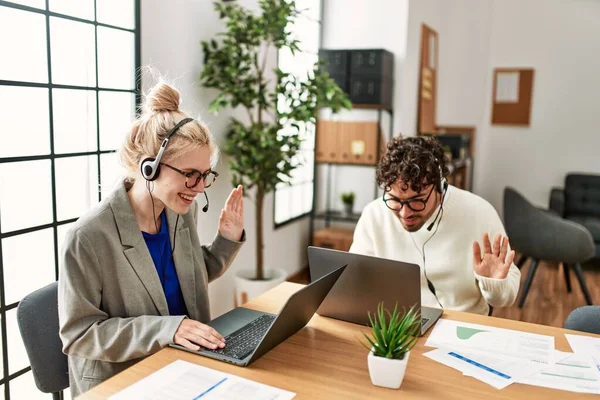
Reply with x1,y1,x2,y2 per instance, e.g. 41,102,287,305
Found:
289,18,320,54
100,153,124,199
5,0,44,8
2,228,55,305
55,156,99,220
50,17,96,86
6,310,28,376
0,86,50,157
53,89,97,153
9,370,46,400
50,0,94,20
274,186,291,225
0,161,53,232
296,0,321,21
96,0,135,29
99,91,135,150
0,8,47,83
98,26,135,89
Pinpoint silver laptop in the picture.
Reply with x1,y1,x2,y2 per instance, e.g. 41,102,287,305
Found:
170,264,347,366
308,247,442,335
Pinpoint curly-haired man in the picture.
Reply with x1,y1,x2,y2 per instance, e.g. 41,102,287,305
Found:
350,136,520,315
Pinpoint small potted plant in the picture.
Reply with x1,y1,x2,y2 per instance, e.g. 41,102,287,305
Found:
340,192,355,216
360,302,421,389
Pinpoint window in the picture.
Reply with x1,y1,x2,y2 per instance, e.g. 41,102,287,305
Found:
0,1,139,398
274,0,322,227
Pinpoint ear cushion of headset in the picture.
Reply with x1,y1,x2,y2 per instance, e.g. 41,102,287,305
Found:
141,158,156,180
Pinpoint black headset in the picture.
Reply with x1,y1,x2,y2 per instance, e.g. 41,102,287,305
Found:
140,117,195,181
426,155,448,231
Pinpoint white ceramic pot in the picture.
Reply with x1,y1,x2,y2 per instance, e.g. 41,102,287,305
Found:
234,268,287,307
367,349,410,389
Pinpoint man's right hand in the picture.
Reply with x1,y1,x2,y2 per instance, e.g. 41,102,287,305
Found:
173,319,225,351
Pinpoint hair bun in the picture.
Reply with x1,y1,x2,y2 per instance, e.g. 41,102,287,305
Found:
145,82,180,112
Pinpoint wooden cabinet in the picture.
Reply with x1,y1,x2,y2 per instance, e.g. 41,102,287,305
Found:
316,121,385,166
312,228,354,252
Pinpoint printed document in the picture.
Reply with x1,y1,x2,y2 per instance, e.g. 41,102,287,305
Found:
519,350,600,394
109,360,296,400
425,319,555,365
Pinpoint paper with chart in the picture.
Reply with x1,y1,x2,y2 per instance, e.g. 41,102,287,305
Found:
424,348,546,389
519,350,600,394
565,334,600,373
425,319,555,365
109,360,295,400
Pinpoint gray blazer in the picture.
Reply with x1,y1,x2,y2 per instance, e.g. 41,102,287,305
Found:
58,181,244,396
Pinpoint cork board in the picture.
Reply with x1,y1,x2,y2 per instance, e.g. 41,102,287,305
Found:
491,68,535,125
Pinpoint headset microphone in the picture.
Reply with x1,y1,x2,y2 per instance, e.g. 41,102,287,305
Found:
202,191,209,212
427,205,443,231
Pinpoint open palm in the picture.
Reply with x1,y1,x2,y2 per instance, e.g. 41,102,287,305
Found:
218,185,244,241
473,233,515,279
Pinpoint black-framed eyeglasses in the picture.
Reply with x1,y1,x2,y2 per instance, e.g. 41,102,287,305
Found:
161,163,219,188
383,185,435,212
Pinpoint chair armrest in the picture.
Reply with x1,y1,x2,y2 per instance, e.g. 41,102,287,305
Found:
549,187,565,216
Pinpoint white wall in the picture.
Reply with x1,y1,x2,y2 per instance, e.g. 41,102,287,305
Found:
142,0,309,318
476,0,600,212
402,0,600,214
319,0,409,214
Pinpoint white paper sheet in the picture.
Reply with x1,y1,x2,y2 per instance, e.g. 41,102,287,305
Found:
109,360,296,400
424,348,545,389
425,319,555,365
566,333,600,374
495,72,520,103
519,350,600,394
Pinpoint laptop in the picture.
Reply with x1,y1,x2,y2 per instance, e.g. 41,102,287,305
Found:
307,247,443,335
170,264,347,366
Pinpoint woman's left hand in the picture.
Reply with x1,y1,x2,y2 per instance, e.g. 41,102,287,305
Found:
218,185,244,241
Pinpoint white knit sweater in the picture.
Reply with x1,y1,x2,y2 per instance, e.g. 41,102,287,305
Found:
349,185,521,315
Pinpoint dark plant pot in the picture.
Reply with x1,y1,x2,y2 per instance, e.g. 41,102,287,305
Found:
343,203,354,216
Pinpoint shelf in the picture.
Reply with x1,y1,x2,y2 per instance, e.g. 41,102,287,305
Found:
316,161,378,167
314,210,362,223
351,104,393,112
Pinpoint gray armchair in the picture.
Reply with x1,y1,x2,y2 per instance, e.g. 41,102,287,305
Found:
504,187,595,307
564,306,600,334
550,174,600,257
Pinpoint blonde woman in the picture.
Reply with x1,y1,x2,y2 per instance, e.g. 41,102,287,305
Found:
58,82,245,396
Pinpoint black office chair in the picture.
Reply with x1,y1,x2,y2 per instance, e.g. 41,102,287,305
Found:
17,282,69,399
504,187,595,307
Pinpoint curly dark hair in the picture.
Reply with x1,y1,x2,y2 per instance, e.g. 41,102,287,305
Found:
376,136,449,193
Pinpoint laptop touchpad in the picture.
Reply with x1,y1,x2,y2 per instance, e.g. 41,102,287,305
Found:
207,307,268,337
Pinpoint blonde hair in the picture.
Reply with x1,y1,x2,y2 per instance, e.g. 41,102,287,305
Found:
119,81,218,181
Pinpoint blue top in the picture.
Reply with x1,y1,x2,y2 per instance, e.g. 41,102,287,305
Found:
142,211,188,316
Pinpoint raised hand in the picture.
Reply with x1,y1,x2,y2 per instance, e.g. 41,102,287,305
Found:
218,185,244,241
472,233,515,279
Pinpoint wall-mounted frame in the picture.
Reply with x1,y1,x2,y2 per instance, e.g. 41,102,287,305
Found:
491,68,535,126
417,24,438,134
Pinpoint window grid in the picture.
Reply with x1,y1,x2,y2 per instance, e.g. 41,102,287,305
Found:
0,0,140,397
274,0,323,228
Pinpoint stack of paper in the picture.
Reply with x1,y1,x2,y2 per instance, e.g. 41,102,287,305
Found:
423,319,600,394
109,360,296,400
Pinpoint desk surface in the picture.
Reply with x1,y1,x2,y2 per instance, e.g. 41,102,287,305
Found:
81,282,599,399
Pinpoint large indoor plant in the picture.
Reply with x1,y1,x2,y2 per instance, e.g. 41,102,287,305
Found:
201,0,351,301
361,302,421,389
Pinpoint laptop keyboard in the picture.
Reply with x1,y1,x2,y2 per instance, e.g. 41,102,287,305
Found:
206,314,276,360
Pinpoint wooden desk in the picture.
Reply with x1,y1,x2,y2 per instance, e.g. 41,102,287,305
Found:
81,282,599,399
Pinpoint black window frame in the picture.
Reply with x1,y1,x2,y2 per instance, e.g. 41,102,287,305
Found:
0,0,141,397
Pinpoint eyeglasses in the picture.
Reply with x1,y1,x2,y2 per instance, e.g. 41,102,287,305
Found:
383,185,435,212
161,163,218,189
